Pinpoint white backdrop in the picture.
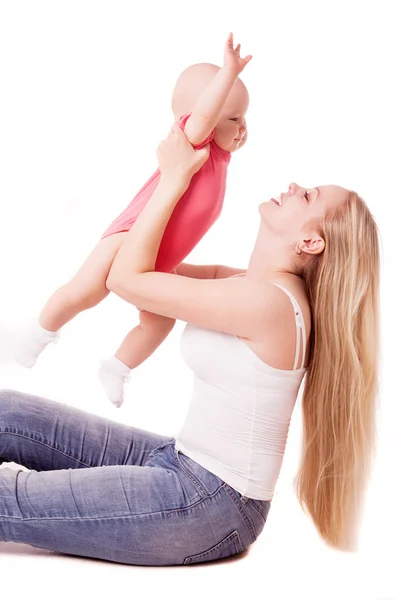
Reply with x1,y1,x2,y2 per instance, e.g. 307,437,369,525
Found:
0,1,394,598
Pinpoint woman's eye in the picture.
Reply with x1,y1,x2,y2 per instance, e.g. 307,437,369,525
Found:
304,191,309,202
230,117,238,122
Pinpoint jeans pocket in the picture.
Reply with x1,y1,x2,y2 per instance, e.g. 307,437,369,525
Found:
146,440,174,462
183,530,243,565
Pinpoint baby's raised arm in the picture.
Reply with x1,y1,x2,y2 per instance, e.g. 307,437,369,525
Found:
183,34,251,146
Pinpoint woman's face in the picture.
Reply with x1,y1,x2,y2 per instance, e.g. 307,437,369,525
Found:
259,183,349,242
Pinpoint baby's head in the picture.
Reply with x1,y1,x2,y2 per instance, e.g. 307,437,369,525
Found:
171,63,249,153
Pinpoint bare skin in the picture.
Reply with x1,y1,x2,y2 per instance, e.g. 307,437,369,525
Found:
37,36,251,371
40,233,124,331
39,232,175,368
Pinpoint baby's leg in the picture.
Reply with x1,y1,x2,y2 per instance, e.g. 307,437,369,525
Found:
40,233,127,331
99,311,176,408
15,233,127,368
117,311,176,367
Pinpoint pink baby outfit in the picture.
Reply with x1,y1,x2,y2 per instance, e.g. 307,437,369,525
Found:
101,114,231,273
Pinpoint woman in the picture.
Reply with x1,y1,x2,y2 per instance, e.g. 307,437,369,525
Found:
0,124,380,564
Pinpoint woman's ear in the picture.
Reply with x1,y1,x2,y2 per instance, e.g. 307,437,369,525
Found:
299,236,325,256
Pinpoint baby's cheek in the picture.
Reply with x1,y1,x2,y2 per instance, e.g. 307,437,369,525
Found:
213,127,233,150
213,129,225,146
213,125,224,139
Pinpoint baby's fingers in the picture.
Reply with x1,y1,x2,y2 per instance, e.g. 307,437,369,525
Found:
225,32,234,50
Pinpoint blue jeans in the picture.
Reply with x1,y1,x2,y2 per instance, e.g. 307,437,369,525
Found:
0,389,270,566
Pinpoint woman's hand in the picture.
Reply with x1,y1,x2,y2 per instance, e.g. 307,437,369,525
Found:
156,124,210,189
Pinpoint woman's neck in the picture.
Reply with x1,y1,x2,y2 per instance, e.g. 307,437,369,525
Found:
246,238,295,281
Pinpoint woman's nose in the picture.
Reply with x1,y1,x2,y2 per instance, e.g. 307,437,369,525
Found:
288,182,299,195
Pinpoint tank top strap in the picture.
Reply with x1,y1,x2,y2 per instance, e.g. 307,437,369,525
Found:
271,283,307,370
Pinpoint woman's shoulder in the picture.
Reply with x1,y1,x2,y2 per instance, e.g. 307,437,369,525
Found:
238,275,312,370
269,277,310,316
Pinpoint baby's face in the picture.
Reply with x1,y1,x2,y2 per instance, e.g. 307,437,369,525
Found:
214,81,249,153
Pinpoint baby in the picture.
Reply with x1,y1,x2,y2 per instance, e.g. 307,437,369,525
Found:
15,33,251,407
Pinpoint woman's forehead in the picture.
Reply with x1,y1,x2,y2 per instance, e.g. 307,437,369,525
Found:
316,185,349,209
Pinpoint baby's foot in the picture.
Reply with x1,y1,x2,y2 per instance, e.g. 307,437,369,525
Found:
98,357,131,408
14,321,60,368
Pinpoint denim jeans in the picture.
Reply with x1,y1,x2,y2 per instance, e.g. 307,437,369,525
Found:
0,389,270,566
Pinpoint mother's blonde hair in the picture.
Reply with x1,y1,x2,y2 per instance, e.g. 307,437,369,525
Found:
295,191,381,551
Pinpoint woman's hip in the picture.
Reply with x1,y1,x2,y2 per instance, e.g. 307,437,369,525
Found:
146,441,270,564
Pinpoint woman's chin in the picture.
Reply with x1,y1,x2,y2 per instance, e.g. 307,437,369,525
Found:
259,200,271,215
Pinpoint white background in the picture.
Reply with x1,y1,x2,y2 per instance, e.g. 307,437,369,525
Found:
0,1,394,598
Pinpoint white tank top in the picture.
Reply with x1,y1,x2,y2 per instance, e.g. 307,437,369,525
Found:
175,283,307,501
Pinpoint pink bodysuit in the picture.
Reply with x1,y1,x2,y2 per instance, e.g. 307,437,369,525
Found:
101,114,231,273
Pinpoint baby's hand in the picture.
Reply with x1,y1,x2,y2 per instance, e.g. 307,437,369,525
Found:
223,32,252,75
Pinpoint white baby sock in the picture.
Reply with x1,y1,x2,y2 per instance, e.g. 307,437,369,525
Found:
98,356,131,408
14,320,60,368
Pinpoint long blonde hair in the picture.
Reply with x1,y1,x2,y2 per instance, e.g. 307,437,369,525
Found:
295,191,381,551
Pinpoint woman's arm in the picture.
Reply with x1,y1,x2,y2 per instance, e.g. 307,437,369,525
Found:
175,263,247,279
108,268,278,340
106,125,274,341
183,34,252,146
